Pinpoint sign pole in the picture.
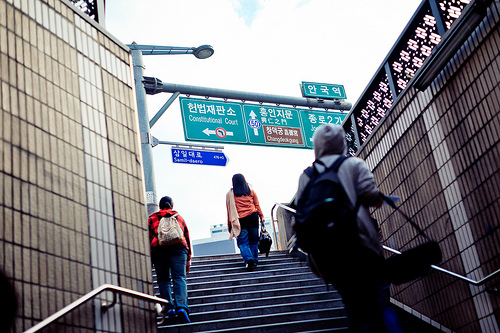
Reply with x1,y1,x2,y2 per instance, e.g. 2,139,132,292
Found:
131,49,158,216
144,77,352,111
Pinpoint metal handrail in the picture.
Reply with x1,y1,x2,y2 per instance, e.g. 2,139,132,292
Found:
382,245,500,286
274,202,296,213
24,284,168,333
273,202,500,287
270,203,282,250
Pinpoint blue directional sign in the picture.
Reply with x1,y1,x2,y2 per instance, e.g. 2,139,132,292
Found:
171,148,228,166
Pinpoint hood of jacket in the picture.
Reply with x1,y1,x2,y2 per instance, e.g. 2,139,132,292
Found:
313,124,347,159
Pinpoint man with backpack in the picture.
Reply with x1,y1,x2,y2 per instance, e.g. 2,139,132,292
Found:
294,124,388,332
148,196,192,324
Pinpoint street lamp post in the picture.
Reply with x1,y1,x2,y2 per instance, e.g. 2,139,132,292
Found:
129,42,214,216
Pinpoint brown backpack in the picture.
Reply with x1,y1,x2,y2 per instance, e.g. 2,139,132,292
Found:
157,213,184,246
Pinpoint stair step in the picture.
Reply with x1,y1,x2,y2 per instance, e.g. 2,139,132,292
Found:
188,278,329,298
188,271,319,291
200,318,348,333
191,251,289,261
159,308,347,332
191,299,345,322
200,319,348,333
189,260,306,276
188,266,313,285
191,254,295,266
190,291,341,312
189,283,336,303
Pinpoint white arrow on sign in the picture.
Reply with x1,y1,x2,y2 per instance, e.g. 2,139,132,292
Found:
202,128,234,137
202,128,216,136
249,111,259,135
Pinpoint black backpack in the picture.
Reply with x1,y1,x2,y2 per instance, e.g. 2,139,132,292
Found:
294,155,360,257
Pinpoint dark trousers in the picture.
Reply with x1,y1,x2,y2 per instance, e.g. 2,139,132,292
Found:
337,280,387,333
312,248,388,333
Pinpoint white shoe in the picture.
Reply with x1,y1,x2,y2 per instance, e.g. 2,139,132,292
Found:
155,303,165,325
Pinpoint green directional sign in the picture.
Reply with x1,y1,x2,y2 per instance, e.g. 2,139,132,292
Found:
179,97,248,144
243,104,306,148
299,110,348,148
301,81,347,100
179,97,347,149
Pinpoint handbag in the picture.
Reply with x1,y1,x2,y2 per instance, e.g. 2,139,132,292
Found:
258,221,272,257
381,194,442,285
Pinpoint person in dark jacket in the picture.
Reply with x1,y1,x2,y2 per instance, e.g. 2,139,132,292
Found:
148,196,192,324
295,124,390,332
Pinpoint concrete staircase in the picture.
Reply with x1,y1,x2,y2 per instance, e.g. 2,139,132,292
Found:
158,251,348,332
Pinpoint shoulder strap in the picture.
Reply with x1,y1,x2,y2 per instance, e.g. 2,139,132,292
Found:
159,213,179,227
310,155,350,175
330,155,359,211
304,165,315,178
380,193,432,242
329,155,349,172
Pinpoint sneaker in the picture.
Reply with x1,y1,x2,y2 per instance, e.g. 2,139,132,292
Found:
246,259,255,272
166,308,176,318
177,308,191,323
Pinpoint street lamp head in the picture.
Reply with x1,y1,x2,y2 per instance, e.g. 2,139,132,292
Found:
193,45,214,59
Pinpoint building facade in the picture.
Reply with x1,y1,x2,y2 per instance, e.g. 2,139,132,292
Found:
345,1,500,331
0,0,154,332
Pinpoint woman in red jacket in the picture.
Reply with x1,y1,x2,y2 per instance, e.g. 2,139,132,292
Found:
226,174,265,271
148,196,192,323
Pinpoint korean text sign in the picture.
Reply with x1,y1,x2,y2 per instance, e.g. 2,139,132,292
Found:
179,97,346,149
301,81,347,100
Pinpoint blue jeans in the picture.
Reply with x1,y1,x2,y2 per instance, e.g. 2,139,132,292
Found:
378,284,403,333
237,227,259,264
151,246,189,313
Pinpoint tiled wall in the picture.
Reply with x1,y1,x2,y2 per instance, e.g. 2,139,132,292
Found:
0,0,153,332
361,3,500,332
